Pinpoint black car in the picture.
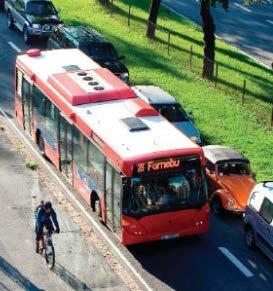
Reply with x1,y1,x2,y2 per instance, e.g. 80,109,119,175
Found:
47,25,130,84
5,0,62,43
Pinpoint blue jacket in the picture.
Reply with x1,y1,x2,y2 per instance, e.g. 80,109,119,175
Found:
35,206,60,231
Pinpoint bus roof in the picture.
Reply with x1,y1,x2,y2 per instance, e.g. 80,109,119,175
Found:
16,49,202,174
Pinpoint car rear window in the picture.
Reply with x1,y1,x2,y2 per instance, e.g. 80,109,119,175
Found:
153,104,188,122
217,162,250,176
80,43,118,60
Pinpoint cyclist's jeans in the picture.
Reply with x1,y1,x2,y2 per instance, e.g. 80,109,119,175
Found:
36,219,54,241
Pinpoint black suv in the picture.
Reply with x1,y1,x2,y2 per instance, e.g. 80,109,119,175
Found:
5,0,62,43
47,25,130,84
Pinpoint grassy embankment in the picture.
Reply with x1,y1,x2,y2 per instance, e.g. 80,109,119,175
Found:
53,0,273,180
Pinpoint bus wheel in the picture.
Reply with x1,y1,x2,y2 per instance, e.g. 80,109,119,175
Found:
91,192,101,217
94,200,101,217
38,135,45,156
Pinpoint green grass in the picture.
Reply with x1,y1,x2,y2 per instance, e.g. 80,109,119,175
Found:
53,0,273,181
26,159,38,170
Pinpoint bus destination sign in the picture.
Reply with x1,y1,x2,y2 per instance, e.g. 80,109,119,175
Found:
134,158,182,176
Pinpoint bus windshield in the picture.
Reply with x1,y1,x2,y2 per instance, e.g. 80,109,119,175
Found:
123,169,207,218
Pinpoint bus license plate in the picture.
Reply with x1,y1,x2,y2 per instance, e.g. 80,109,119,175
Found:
161,233,180,240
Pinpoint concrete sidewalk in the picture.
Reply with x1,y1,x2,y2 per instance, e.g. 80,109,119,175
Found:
0,125,128,291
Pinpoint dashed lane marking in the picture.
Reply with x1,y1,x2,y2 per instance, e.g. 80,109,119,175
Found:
234,3,252,13
218,247,254,278
8,41,22,53
0,106,153,291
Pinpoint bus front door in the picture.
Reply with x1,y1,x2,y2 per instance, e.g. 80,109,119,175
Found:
22,77,32,134
105,162,121,234
105,162,114,229
59,115,73,181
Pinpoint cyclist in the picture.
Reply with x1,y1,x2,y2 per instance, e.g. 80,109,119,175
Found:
35,200,60,253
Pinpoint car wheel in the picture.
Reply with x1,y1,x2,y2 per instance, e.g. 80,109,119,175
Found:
245,227,255,248
211,197,222,215
23,26,31,44
7,12,14,30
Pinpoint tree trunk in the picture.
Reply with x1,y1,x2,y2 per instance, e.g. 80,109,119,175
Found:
99,0,110,6
200,0,215,80
146,0,161,39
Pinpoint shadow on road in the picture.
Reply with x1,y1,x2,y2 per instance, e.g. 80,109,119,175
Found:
52,261,92,291
0,256,43,291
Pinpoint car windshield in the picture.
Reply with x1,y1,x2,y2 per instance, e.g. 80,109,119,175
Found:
217,162,250,176
153,104,189,122
26,1,57,16
123,170,207,218
80,43,119,60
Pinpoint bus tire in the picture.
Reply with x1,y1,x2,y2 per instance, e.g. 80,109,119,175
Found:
91,192,101,216
95,200,101,217
37,133,45,156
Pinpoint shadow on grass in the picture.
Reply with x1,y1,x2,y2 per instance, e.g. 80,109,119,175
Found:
56,18,193,84
107,0,273,81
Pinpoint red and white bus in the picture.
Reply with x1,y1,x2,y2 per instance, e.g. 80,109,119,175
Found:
15,48,209,245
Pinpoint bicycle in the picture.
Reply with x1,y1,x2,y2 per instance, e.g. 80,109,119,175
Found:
37,231,55,269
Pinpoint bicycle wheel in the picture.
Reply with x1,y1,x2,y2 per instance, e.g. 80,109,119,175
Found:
45,242,55,269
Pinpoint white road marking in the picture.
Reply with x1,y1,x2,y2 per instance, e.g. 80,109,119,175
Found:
266,20,273,25
8,41,22,53
234,3,252,13
0,106,152,291
218,247,254,278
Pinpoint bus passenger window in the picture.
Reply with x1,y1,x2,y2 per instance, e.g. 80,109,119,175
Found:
16,70,23,100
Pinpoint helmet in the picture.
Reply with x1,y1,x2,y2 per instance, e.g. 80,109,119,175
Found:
44,201,52,210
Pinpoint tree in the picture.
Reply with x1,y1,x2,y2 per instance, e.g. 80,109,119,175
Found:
145,0,227,79
146,0,162,39
201,0,228,80
98,0,110,6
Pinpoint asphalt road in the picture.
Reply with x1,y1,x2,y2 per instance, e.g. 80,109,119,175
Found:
0,8,272,291
163,0,273,68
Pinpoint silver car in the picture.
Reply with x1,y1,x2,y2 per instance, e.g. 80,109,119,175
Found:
244,182,273,261
133,85,202,145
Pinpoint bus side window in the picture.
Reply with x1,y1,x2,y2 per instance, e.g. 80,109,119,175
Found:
87,141,105,191
73,128,88,172
45,100,59,139
16,69,23,101
32,86,46,119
